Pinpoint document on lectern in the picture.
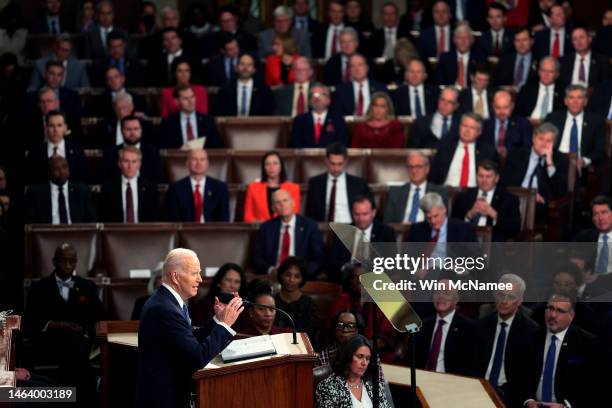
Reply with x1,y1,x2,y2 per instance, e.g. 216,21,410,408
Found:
221,335,277,363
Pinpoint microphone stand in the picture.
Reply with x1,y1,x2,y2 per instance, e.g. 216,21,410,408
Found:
245,300,298,345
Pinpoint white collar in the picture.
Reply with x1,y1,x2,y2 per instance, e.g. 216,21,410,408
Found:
162,282,185,309
121,174,137,184
281,214,296,228
438,309,456,325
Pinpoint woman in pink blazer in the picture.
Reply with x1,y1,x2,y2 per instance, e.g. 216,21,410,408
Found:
160,57,208,116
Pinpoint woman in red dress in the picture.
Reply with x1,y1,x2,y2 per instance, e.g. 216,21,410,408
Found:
351,92,404,148
264,33,299,87
160,57,208,116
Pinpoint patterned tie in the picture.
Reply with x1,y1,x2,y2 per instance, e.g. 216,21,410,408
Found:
540,88,550,119
488,322,508,387
57,278,75,290
355,83,364,116
408,187,420,223
414,88,423,118
240,86,248,116
459,144,470,187
569,118,579,153
314,116,322,145
438,27,445,56
457,57,465,88
551,32,560,58
182,304,191,324
596,235,609,274
541,335,557,402
578,58,586,83
125,181,135,223
474,92,485,117
296,85,306,115
193,184,203,222
279,225,290,265
497,120,506,148
331,29,338,56
58,185,68,224
426,319,446,370
514,56,525,86
186,118,195,141
327,178,337,222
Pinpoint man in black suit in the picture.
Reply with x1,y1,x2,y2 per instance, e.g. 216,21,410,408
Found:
273,57,314,116
477,3,514,57
215,54,274,116
305,142,371,222
25,156,96,224
30,0,72,34
204,34,241,87
533,4,573,59
392,58,439,118
146,28,194,87
253,189,325,278
368,2,411,60
27,61,82,119
82,1,129,60
323,27,360,86
92,31,144,87
516,56,565,119
477,274,540,406
292,0,321,41
331,54,387,116
587,79,612,119
417,1,453,59
575,195,612,276
452,160,521,241
481,89,533,153
458,65,494,120
159,85,222,149
410,86,461,148
436,23,486,87
165,148,229,222
559,27,609,88
493,27,537,88
524,293,601,407
215,7,257,55
429,112,498,188
100,146,160,223
546,84,606,169
289,84,348,148
311,0,346,59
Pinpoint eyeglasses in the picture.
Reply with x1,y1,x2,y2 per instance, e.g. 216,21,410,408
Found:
311,92,330,98
335,322,357,330
545,305,571,314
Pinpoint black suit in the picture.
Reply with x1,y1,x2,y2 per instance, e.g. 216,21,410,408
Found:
26,142,88,185
165,176,229,222
101,142,163,184
289,111,348,148
367,26,412,59
99,177,161,222
324,53,349,86
533,28,574,59
392,84,439,117
428,139,499,186
215,80,274,116
515,81,565,118
481,115,533,150
27,87,82,118
451,187,521,241
458,86,495,118
476,29,514,57
559,51,609,88
410,113,461,148
305,173,372,222
587,80,612,117
408,218,478,242
435,50,486,86
331,80,388,116
493,52,538,87
84,90,148,120
417,25,455,59
93,57,144,87
204,54,236,87
25,182,96,224
146,51,197,86
159,113,222,149
30,16,74,34
23,112,82,150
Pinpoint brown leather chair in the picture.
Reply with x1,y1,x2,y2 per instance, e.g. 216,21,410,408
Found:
302,281,342,336
131,88,162,117
230,150,297,184
103,279,150,320
505,187,536,233
313,364,333,389
296,149,367,182
217,117,290,150
162,149,230,183
370,184,390,215
366,149,413,184
229,184,247,222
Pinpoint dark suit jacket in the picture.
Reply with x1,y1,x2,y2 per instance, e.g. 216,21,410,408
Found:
159,113,222,149
215,80,274,116
26,142,88,185
546,110,606,165
515,81,565,117
28,56,90,91
146,51,197,86
458,86,494,117
252,215,325,278
383,182,448,223
559,51,609,88
165,176,229,222
533,28,574,59
331,80,388,116
451,187,521,241
435,50,486,86
324,53,348,86
408,218,478,242
305,173,372,222
428,139,499,185
476,29,514,57
84,90,148,120
448,0,487,31
410,113,461,148
30,16,73,34
587,80,612,117
99,177,161,222
367,26,412,59
204,54,235,87
82,25,129,60
289,111,348,148
392,84,439,117
23,112,82,150
93,56,145,87
25,181,96,224
136,285,234,408
417,26,455,59
481,115,533,149
27,87,82,118
101,142,163,184
476,312,540,406
273,83,313,116
493,52,539,87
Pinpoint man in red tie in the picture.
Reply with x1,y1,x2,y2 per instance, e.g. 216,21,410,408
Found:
272,57,314,116
533,4,572,59
323,27,360,86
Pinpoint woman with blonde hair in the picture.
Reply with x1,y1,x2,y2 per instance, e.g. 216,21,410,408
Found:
351,92,404,148
265,33,299,86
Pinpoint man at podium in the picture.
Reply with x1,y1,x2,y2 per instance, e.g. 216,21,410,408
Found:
136,248,244,408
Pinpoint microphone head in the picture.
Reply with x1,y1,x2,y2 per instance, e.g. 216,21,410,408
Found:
217,292,252,306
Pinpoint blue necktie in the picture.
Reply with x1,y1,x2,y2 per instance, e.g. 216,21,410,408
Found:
182,304,190,324
596,235,609,274
569,118,579,154
50,20,58,34
541,334,557,402
441,116,449,138
488,321,507,387
57,279,75,290
414,88,423,118
225,57,231,80
240,85,248,116
408,187,420,223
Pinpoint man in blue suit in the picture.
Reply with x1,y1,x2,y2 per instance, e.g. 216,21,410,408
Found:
253,189,325,278
417,1,454,59
165,148,230,222
137,248,244,408
481,90,532,152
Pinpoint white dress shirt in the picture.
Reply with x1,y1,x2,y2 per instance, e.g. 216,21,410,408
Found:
549,28,565,57
326,172,351,223
471,87,490,119
536,328,569,402
558,111,589,165
431,309,456,372
276,214,297,262
237,79,254,116
430,112,451,139
530,83,555,119
445,142,477,187
47,139,66,158
403,181,427,222
521,149,556,189
115,119,124,145
325,24,344,60
409,84,425,118
597,232,612,274
121,175,139,223
292,82,310,116
100,25,113,50
571,52,591,86
484,313,516,386
55,274,74,302
312,111,327,128
50,181,72,225
383,26,397,59
180,112,198,144
190,177,206,223
490,29,505,51
471,187,496,226
166,48,183,67
435,25,450,54
352,79,372,114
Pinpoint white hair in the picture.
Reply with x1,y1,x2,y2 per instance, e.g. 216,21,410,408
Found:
498,273,526,298
161,248,198,280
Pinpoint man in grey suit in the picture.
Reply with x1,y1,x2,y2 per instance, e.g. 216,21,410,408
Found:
273,57,314,116
82,1,129,60
257,5,312,58
384,152,447,223
28,35,89,91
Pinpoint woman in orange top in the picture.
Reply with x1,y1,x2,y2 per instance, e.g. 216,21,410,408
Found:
351,92,404,148
264,33,299,87
243,151,301,222
160,57,208,116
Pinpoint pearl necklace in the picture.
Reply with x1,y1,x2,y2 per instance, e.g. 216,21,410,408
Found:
346,380,362,390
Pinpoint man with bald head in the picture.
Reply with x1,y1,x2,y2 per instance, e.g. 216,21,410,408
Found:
137,248,243,408
481,90,533,152
411,86,462,148
253,189,325,278
166,148,229,222
273,57,314,116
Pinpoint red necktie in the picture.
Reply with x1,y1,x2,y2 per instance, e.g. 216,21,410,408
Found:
125,181,135,223
457,57,465,88
497,120,506,148
426,319,446,370
186,118,195,141
355,83,364,116
296,85,306,115
314,116,322,144
343,60,351,82
193,184,203,222
459,144,470,187
438,27,445,56
331,29,338,56
279,225,290,265
327,178,337,222
551,31,560,58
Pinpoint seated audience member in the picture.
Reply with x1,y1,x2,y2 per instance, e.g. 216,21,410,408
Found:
273,57,314,116
93,30,143,87
99,146,160,223
26,156,95,224
82,0,129,60
101,116,163,184
136,1,158,35
378,38,419,86
242,285,293,336
481,90,533,155
257,5,311,59
493,27,537,88
165,148,229,222
587,79,612,119
476,274,540,407
28,34,89,91
317,310,365,367
315,335,391,408
131,270,161,320
30,0,72,33
159,85,222,149
503,122,569,219
559,27,608,88
215,7,258,54
384,152,447,223
23,243,104,403
398,0,427,33
311,0,345,59
392,58,439,118
575,195,612,276
435,23,486,88
368,2,411,61
292,0,322,40
305,142,371,223
244,151,301,222
26,110,87,185
532,4,573,59
417,0,453,59
323,27,360,87
205,34,241,87
351,92,404,148
253,189,324,278
458,65,493,120
161,58,208,117
413,277,478,376
77,0,95,33
452,160,521,241
410,86,461,148
332,54,387,117
273,257,320,343
516,56,565,119
84,67,147,120
524,293,601,408
592,9,612,58
289,83,348,148
546,84,606,169
180,2,217,61
27,61,82,118
477,3,514,57
137,5,180,61
146,27,196,87
215,54,274,116
265,33,299,87
429,113,498,188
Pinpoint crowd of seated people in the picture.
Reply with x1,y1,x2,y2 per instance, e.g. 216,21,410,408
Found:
2,0,612,407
